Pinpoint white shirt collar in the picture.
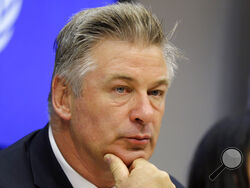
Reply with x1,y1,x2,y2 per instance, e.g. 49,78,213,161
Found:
48,125,96,188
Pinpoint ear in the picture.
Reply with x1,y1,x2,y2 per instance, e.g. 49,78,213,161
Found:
51,75,72,120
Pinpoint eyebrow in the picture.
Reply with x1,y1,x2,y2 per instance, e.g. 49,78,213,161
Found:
152,79,169,88
105,74,169,88
106,74,135,82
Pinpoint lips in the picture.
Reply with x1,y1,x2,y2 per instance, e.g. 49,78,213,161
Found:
128,134,151,139
124,135,151,146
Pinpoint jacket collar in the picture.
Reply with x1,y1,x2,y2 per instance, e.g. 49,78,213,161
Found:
28,124,73,188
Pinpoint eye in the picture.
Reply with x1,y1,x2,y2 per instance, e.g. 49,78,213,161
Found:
148,90,164,97
113,86,132,94
115,87,125,93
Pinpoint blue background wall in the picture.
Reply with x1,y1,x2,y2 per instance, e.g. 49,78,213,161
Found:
0,0,116,147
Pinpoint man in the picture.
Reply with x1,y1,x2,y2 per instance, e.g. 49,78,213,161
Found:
0,3,184,188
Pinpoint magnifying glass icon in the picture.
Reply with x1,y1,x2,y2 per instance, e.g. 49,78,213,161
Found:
209,147,243,181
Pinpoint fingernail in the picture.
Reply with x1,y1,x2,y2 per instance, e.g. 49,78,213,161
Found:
104,154,111,164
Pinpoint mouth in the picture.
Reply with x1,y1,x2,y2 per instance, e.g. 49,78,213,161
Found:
124,135,151,146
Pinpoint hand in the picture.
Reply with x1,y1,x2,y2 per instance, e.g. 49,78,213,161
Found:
104,154,176,188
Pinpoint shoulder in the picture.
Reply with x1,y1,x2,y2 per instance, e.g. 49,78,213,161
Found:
0,129,39,159
0,129,40,187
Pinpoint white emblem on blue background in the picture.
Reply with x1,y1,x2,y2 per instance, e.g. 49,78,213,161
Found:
0,0,22,53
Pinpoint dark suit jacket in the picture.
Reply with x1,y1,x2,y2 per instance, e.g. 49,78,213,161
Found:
0,125,185,188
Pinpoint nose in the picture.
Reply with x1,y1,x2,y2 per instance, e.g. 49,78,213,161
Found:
129,94,154,126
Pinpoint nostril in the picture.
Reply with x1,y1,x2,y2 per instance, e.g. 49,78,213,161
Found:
135,118,143,124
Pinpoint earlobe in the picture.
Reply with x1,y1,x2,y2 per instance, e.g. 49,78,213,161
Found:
51,75,72,120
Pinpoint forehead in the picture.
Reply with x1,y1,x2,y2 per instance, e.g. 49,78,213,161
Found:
89,39,167,83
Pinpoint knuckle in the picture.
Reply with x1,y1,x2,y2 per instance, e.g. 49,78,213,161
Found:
159,170,170,178
133,158,146,165
132,158,153,169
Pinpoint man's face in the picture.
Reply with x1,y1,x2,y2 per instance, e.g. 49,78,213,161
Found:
69,40,168,167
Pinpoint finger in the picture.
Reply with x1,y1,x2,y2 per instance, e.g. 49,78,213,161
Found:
130,158,156,171
104,154,129,184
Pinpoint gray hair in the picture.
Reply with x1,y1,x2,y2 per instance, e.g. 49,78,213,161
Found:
48,2,180,115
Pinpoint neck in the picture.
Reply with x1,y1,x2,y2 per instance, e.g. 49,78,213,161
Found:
51,119,115,187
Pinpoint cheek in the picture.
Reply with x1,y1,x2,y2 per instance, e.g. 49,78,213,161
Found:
153,123,161,143
157,98,166,114
73,104,123,142
152,113,164,144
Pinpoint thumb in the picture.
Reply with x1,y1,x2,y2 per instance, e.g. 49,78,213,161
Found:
104,154,129,185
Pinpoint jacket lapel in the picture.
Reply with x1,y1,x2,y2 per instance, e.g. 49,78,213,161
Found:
28,124,73,188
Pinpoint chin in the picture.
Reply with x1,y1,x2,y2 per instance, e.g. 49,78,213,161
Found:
114,150,151,167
